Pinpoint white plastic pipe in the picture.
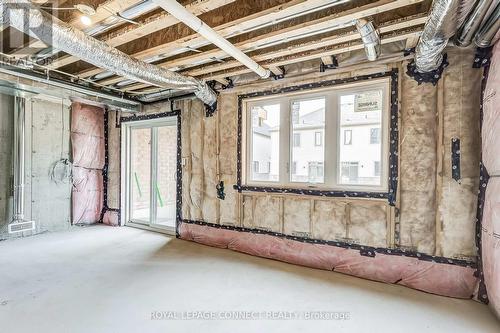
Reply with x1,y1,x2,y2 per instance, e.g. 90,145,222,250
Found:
153,0,271,79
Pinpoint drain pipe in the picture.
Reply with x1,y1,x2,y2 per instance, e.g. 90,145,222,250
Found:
1,0,217,106
474,1,500,47
356,19,381,61
153,0,271,79
456,0,494,47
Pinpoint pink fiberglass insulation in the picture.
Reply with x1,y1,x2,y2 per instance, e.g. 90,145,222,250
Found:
180,223,477,299
72,167,103,225
71,102,105,225
482,178,500,318
71,102,105,169
483,43,500,176
103,211,120,227
482,42,500,319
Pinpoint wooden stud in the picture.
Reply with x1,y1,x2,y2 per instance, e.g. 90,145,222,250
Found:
435,77,445,256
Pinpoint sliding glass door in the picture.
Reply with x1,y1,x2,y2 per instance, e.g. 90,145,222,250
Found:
123,116,178,234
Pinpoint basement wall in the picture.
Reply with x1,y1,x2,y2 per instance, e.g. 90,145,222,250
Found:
110,46,483,296
0,95,72,240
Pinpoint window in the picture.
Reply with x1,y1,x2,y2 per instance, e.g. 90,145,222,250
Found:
291,98,325,183
315,132,323,146
250,103,280,182
293,133,301,147
370,128,381,144
344,130,352,145
339,90,384,186
244,80,388,191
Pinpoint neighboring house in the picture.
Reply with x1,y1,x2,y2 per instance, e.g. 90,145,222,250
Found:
251,99,382,185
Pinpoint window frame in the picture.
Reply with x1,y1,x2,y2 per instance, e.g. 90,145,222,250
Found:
241,78,390,193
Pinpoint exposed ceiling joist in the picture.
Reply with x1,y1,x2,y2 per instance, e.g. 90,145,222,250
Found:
203,30,423,81
184,15,427,77
321,56,335,65
75,0,366,79
48,0,236,69
94,0,425,87
268,66,284,76
126,27,422,93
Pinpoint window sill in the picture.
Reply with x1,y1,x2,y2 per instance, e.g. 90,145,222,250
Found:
236,184,389,200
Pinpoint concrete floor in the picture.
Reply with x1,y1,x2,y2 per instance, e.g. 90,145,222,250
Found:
0,225,498,333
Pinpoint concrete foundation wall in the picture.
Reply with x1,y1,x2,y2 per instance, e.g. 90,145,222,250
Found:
0,95,72,239
0,94,14,230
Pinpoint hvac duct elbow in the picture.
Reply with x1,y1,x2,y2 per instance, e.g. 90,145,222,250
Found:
474,2,500,48
456,0,493,47
0,0,217,106
415,0,461,73
356,19,381,61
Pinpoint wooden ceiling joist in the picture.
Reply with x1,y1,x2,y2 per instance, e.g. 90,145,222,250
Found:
184,15,427,77
76,0,395,80
10,0,146,56
202,30,423,81
124,26,423,93
93,0,425,87
48,0,236,69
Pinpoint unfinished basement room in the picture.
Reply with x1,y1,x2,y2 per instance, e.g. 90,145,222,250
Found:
1,0,500,332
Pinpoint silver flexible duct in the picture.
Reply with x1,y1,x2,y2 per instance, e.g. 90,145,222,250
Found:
456,0,494,47
356,19,381,61
474,1,500,47
415,0,461,72
0,0,217,106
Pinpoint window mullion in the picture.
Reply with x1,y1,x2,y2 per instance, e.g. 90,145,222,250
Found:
325,92,338,188
280,99,290,185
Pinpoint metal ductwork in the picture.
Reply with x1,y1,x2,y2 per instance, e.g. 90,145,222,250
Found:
474,1,500,47
356,19,381,61
0,0,217,106
12,96,26,224
414,0,463,73
153,0,272,79
456,0,494,47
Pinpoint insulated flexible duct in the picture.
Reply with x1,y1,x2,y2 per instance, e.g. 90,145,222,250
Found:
0,0,217,106
356,19,381,61
415,0,461,72
474,1,500,47
456,0,494,47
